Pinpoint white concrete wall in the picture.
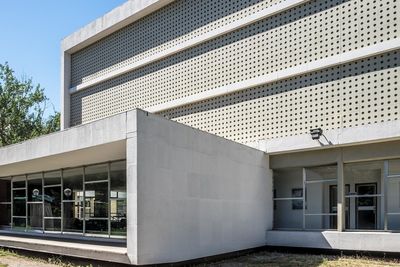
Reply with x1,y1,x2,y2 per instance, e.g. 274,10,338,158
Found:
266,230,400,253
130,110,272,265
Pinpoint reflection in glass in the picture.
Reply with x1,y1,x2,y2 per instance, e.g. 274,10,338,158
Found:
85,182,108,219
0,178,11,203
85,164,108,182
44,171,61,186
111,199,126,236
63,201,83,233
28,174,43,202
44,187,61,217
86,219,108,235
45,219,61,232
110,161,127,235
12,176,26,189
13,189,26,216
3,160,126,237
63,168,83,201
13,217,26,229
28,203,43,230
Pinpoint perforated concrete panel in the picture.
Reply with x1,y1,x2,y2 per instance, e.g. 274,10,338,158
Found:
69,0,399,143
70,0,284,87
161,51,399,143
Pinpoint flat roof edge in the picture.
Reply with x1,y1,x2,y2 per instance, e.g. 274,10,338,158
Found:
62,0,174,53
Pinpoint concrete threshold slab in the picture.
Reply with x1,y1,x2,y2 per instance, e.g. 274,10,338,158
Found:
0,234,130,264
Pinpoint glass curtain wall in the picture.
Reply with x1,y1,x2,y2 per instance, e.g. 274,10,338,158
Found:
0,160,126,238
304,165,337,230
344,161,384,230
273,165,337,230
0,177,11,230
273,159,400,232
386,159,400,230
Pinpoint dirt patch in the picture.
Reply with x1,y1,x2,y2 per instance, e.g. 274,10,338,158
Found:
0,255,60,267
196,251,400,267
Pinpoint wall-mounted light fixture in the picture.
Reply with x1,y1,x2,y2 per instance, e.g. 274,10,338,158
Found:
310,128,323,140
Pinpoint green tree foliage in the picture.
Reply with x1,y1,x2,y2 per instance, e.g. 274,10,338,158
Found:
0,62,60,147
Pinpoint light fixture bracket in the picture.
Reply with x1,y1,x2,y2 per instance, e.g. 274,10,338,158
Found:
310,128,323,140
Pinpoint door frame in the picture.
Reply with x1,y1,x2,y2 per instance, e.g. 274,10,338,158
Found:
355,182,377,230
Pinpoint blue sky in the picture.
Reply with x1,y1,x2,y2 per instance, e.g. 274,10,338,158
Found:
0,0,126,114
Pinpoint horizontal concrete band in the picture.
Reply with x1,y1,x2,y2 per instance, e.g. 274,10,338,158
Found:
62,0,175,53
69,0,311,93
146,38,400,113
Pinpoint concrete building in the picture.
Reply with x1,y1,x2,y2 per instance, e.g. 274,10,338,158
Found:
0,0,399,265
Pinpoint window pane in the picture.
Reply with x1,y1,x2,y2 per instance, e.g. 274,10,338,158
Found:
44,171,61,186
45,219,61,232
111,199,126,236
12,176,26,189
86,219,108,235
344,161,383,230
389,159,400,176
44,187,61,217
63,201,83,233
63,168,83,202
273,168,303,229
388,215,400,231
13,189,26,216
304,166,338,230
110,161,126,235
85,164,108,182
85,182,108,219
28,203,43,230
0,204,11,229
13,217,26,229
110,161,126,195
28,174,43,202
0,178,11,202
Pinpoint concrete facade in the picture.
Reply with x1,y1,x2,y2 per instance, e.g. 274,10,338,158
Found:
130,111,271,264
0,110,273,265
1,0,400,264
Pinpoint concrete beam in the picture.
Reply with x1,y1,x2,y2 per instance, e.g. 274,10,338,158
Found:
0,112,127,167
269,140,400,169
259,119,400,155
62,0,174,53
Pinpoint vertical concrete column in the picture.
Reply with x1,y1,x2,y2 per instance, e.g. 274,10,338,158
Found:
126,110,138,265
337,151,345,232
61,52,71,130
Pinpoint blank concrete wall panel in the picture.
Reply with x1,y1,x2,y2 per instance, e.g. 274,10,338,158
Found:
135,111,271,264
69,0,400,125
70,0,284,87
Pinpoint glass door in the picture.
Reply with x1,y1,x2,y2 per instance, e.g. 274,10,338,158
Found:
355,183,377,230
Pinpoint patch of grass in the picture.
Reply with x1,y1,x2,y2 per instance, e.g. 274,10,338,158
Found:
0,248,92,267
0,249,17,258
196,251,400,267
